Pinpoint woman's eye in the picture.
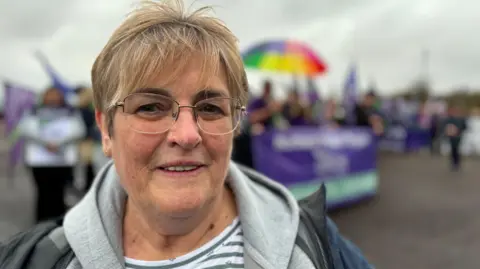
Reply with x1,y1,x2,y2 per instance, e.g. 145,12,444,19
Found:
198,103,223,114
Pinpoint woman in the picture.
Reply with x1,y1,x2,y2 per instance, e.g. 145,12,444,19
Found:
282,90,309,126
464,107,480,156
17,86,85,223
247,80,281,131
3,1,372,268
443,105,467,171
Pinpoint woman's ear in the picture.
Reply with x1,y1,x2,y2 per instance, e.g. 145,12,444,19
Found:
95,110,112,157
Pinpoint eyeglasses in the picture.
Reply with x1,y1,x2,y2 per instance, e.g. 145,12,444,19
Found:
114,93,246,135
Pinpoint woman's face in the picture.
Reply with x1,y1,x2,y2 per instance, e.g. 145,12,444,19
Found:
43,88,64,107
100,60,235,217
288,92,299,103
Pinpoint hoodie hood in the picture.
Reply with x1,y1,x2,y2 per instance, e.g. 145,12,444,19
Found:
64,161,126,268
64,161,300,269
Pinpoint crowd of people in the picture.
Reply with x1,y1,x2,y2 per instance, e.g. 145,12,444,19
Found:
232,81,384,168
232,80,472,173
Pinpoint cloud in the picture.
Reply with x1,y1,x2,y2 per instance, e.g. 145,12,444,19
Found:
0,0,73,39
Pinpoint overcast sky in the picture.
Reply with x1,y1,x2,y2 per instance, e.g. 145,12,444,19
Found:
1,0,479,103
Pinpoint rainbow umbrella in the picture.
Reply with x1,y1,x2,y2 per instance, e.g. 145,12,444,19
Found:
242,40,328,76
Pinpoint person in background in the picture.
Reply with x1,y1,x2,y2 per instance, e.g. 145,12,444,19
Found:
282,89,309,126
369,112,385,136
74,86,97,192
247,80,282,134
354,91,385,136
416,103,431,130
17,86,86,223
416,103,438,154
465,107,480,156
307,98,323,126
304,86,322,126
231,90,254,169
389,97,403,125
323,99,344,127
354,91,377,127
428,112,440,155
323,99,336,122
443,105,467,171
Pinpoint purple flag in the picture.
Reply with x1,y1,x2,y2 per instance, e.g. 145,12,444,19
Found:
3,82,37,177
34,51,74,95
342,64,358,125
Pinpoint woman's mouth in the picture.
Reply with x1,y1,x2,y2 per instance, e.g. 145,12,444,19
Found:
161,165,202,172
156,164,206,176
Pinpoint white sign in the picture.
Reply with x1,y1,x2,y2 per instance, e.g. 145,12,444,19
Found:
29,117,74,164
273,129,372,151
312,149,350,177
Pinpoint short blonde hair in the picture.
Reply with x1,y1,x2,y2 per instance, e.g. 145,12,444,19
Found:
91,0,248,130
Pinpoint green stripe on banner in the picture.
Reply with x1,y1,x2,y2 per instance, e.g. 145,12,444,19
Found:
287,171,379,203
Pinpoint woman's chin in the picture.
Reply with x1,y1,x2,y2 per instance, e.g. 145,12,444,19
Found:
149,188,210,216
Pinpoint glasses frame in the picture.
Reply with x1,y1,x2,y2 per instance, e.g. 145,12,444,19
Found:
114,93,247,135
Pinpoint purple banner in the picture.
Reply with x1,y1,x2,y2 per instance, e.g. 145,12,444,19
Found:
378,125,430,152
4,84,37,174
251,127,377,186
406,128,431,150
377,125,407,152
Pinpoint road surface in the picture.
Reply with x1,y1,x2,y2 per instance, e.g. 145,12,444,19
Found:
331,152,480,269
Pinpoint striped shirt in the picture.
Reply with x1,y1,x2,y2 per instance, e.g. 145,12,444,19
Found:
125,218,244,269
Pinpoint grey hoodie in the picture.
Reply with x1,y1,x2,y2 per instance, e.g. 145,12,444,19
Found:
63,161,316,269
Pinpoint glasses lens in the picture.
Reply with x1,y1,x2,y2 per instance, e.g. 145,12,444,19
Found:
196,97,242,135
123,93,177,134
